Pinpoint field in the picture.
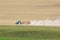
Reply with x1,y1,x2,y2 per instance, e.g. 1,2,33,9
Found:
0,0,60,40
0,25,60,40
0,0,60,25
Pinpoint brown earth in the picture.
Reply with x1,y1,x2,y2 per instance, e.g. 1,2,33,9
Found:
0,0,60,25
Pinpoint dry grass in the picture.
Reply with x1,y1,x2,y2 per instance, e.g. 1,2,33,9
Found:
0,0,60,25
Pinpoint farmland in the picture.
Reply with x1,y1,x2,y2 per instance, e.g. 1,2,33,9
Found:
0,0,60,25
0,25,60,40
0,0,60,40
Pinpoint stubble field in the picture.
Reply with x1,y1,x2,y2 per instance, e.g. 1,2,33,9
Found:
0,0,60,25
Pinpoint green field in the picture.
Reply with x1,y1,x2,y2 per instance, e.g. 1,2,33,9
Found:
0,25,60,40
